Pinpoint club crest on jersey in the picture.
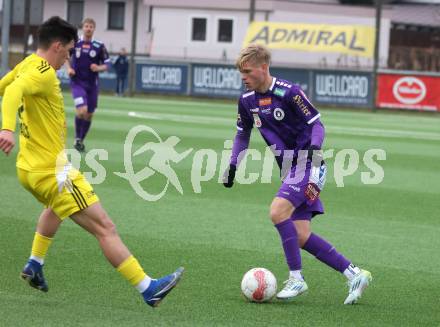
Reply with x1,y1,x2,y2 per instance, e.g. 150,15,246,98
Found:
259,98,271,106
273,108,285,121
253,113,262,128
89,50,97,58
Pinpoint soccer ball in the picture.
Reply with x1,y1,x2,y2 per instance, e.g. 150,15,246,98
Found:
241,268,277,302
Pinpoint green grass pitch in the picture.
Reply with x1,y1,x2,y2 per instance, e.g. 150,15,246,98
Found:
1,93,439,326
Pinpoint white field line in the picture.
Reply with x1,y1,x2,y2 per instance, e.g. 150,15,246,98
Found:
65,106,440,141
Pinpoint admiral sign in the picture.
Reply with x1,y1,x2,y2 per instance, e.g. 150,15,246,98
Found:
244,22,375,58
377,74,440,111
191,64,244,98
312,70,372,107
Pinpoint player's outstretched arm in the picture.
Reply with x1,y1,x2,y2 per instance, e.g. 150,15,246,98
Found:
0,130,15,156
307,120,325,167
222,128,251,188
0,67,18,95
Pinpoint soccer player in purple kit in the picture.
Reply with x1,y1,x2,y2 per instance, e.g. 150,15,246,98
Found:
65,18,111,152
223,44,372,305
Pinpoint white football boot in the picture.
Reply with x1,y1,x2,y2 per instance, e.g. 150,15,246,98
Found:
344,269,372,305
276,277,308,300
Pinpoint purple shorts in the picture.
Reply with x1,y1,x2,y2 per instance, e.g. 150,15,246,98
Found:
276,161,326,221
71,82,98,113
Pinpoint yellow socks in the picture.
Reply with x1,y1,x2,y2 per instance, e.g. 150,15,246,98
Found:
30,232,53,264
117,255,152,292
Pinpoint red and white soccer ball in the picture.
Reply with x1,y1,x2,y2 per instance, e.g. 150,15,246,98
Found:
241,268,277,302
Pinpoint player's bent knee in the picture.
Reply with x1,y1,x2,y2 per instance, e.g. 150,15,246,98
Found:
269,206,289,224
297,233,310,248
270,198,294,224
293,222,311,247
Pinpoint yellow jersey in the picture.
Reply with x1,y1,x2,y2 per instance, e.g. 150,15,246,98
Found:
0,53,67,171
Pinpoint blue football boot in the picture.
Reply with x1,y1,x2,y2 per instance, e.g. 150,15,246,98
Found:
142,267,184,307
20,259,48,293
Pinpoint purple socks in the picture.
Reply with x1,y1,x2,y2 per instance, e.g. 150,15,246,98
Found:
75,116,82,140
81,120,91,139
302,233,351,273
75,117,92,140
275,219,302,271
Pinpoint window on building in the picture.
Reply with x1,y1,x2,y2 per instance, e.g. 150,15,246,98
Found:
11,0,44,25
108,2,125,30
218,19,233,43
67,0,84,28
192,18,207,41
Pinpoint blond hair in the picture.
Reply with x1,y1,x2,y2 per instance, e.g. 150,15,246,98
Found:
82,18,96,27
236,44,271,71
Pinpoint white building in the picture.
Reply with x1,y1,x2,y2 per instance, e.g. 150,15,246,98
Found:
38,0,392,68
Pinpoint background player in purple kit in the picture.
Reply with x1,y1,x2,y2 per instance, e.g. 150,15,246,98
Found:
223,44,372,305
65,18,111,152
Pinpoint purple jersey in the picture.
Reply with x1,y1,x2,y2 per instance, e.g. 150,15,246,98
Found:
236,77,321,168
70,37,110,86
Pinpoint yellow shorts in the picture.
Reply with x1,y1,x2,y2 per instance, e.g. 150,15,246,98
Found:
17,167,99,219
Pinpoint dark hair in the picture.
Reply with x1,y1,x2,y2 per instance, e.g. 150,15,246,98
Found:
37,16,78,50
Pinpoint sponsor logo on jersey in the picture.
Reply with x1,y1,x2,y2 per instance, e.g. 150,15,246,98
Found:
259,97,272,106
250,108,259,113
261,108,271,114
273,108,285,121
293,94,312,116
274,87,286,97
253,113,262,127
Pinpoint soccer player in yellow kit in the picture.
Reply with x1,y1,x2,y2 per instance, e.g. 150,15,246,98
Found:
0,16,183,307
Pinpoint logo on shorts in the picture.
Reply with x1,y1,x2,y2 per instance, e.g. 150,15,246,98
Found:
305,183,320,204
74,97,85,106
288,185,300,192
86,190,95,198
